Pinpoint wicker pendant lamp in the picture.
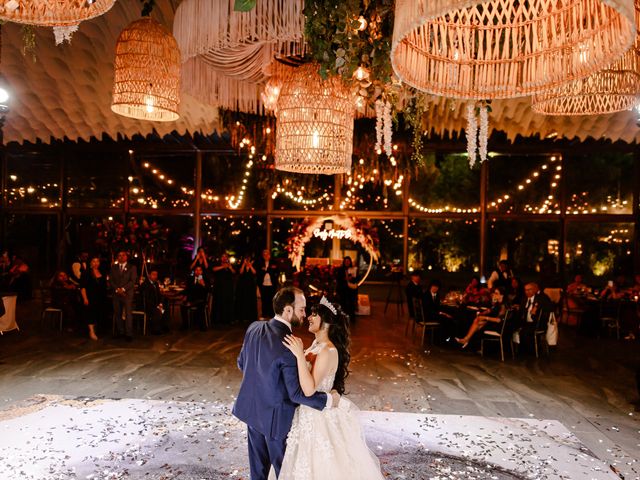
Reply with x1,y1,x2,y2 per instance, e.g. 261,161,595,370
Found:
0,0,116,43
391,0,636,100
531,0,640,115
275,64,355,175
111,17,181,122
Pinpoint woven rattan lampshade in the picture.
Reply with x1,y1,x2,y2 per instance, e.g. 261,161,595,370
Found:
275,64,355,175
0,0,115,26
111,17,180,122
531,0,640,115
391,0,636,100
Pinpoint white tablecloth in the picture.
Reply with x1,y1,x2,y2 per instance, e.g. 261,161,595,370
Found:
0,295,18,334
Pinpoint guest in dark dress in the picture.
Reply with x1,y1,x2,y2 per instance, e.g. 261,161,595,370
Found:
235,256,258,323
80,257,108,341
255,249,279,319
456,287,508,347
335,256,358,323
141,269,169,334
190,246,209,273
51,271,80,329
212,254,235,324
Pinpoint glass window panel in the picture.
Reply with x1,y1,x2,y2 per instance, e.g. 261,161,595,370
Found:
340,179,403,212
6,154,60,208
565,222,634,280
408,218,480,274
565,152,634,215
201,215,267,259
66,153,126,209
202,153,267,212
130,154,194,209
488,153,561,215
272,174,334,212
487,220,560,281
409,152,480,213
4,214,58,275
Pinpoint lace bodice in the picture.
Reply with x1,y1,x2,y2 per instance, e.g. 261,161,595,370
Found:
305,341,337,393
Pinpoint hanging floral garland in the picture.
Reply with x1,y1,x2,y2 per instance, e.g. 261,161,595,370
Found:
374,99,384,152
466,101,490,168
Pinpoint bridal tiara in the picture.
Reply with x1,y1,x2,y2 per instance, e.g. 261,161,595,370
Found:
319,296,337,316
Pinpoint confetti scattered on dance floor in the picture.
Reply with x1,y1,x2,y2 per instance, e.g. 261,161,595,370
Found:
0,395,621,479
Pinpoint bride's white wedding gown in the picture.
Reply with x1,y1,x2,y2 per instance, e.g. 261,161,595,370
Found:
272,341,385,480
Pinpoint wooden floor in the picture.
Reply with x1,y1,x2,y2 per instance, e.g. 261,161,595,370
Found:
1,299,639,477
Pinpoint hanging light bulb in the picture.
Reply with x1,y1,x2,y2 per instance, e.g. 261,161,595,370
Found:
357,15,367,31
145,95,155,113
354,66,369,81
312,130,320,148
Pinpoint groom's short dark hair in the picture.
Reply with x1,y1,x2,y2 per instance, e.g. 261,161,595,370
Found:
273,286,302,316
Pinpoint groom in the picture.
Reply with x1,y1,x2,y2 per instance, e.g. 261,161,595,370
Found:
233,286,339,480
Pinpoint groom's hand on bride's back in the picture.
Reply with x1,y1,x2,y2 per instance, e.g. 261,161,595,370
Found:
330,390,341,408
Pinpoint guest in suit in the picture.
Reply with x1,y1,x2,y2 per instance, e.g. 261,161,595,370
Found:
517,282,553,345
232,287,338,480
422,280,454,339
256,249,279,319
141,269,169,334
181,265,210,331
109,250,137,340
405,272,423,320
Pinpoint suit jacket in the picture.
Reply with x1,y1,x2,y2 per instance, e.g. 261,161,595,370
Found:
405,281,423,318
185,275,210,304
141,279,162,313
520,292,553,329
109,262,137,298
422,290,442,321
255,259,279,290
233,319,327,440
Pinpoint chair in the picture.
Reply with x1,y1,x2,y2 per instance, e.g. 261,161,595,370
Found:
40,287,63,331
480,308,516,362
132,293,147,336
411,298,439,346
562,292,585,327
599,299,621,339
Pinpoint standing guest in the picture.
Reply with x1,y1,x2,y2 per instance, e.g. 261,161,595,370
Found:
70,252,89,284
109,250,137,341
212,253,235,325
51,271,80,329
422,280,454,339
456,288,508,347
190,246,209,272
335,256,358,323
488,260,513,291
8,255,31,300
141,269,169,334
405,271,423,320
181,265,210,330
236,255,258,323
0,250,11,288
256,249,279,319
80,256,108,341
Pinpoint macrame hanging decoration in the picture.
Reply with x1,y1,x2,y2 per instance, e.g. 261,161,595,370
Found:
466,102,489,168
0,0,115,45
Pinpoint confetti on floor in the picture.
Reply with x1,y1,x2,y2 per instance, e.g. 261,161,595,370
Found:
0,395,620,479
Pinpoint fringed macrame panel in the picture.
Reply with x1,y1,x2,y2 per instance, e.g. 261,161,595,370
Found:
531,0,640,115
391,0,636,100
0,0,115,26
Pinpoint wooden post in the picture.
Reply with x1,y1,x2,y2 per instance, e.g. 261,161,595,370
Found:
558,152,567,284
266,188,273,251
633,150,640,273
194,150,202,251
479,160,488,277
402,176,410,272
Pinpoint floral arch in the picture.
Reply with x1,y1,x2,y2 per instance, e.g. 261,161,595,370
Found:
286,215,380,284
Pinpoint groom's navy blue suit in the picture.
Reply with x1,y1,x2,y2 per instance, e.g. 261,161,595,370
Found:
233,318,328,480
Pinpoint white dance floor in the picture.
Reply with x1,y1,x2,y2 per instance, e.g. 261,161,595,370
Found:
0,395,623,479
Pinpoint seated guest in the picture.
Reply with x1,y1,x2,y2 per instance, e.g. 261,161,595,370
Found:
488,260,513,291
463,276,491,305
70,252,89,285
141,269,169,334
8,255,31,300
566,274,589,295
508,277,525,307
517,282,553,344
181,265,210,331
51,271,80,327
456,287,508,347
422,280,453,338
600,279,626,300
406,271,423,320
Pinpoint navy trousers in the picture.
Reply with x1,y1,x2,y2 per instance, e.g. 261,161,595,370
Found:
247,425,286,480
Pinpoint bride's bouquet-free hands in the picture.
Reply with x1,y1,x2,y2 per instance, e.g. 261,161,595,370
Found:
283,334,305,360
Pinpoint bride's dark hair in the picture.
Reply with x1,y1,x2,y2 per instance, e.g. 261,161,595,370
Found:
310,301,351,395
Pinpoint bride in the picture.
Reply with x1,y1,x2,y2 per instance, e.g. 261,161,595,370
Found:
271,296,385,480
